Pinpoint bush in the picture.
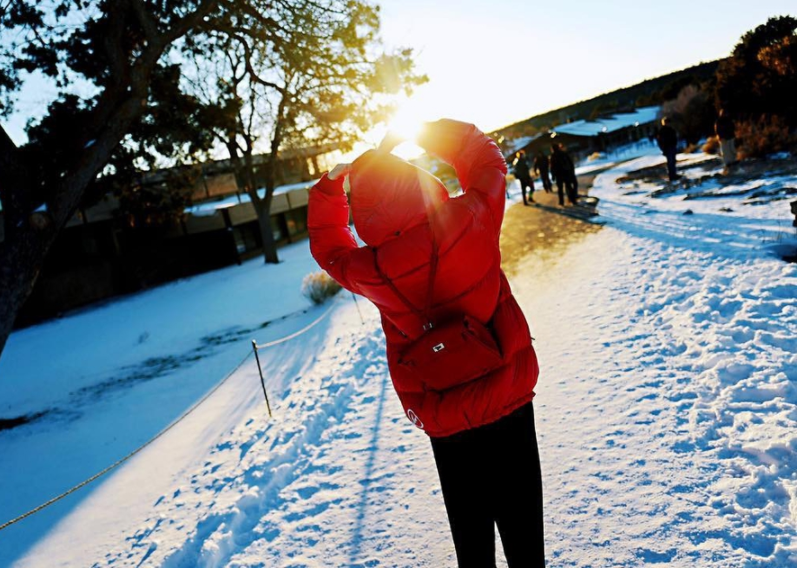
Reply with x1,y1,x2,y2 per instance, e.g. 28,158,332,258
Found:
301,270,342,304
662,83,717,144
702,136,720,154
715,16,797,124
735,115,797,159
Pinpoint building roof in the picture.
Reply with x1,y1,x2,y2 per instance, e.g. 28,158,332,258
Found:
140,144,336,185
505,133,546,156
185,180,317,216
551,106,661,138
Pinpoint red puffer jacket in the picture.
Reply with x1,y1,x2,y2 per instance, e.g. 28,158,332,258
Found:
308,119,538,437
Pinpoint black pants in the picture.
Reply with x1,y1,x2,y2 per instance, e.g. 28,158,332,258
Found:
539,171,552,192
664,151,678,181
556,176,578,205
430,402,545,567
518,177,534,204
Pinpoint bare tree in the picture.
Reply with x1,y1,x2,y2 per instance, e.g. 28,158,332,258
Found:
189,0,426,263
0,0,379,360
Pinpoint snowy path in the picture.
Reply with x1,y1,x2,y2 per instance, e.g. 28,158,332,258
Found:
518,229,795,567
3,156,795,567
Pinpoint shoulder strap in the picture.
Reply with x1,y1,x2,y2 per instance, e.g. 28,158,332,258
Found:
424,226,439,327
373,225,439,332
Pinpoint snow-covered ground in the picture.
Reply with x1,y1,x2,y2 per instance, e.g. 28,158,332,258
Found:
0,153,795,567
0,242,325,565
591,152,796,258
573,139,663,176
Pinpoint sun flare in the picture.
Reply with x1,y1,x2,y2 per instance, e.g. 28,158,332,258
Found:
387,109,425,141
382,100,434,159
343,94,439,163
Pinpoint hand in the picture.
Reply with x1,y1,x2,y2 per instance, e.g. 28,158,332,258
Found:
328,163,352,180
377,130,405,154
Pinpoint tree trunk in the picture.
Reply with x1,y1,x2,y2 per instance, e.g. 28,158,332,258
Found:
0,224,57,357
0,0,227,364
226,139,280,265
255,92,289,265
0,94,151,362
253,193,279,264
245,149,280,265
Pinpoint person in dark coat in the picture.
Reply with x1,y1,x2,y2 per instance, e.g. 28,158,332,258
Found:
512,150,535,205
715,109,737,168
549,143,578,206
534,151,552,192
657,117,679,181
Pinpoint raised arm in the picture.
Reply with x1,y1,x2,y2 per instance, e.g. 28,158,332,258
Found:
416,119,508,230
307,173,362,293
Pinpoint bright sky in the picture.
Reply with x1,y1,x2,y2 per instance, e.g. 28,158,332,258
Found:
376,0,797,133
3,0,796,152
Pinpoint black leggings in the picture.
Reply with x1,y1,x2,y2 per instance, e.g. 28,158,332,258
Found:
430,402,545,567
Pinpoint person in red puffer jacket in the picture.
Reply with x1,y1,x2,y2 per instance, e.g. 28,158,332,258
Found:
308,119,544,567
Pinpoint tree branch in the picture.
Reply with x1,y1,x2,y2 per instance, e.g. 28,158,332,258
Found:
51,0,222,227
129,0,158,43
154,0,221,49
0,121,17,156
204,24,285,93
0,123,29,237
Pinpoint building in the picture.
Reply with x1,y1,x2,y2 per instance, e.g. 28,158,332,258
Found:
503,106,661,162
6,147,335,328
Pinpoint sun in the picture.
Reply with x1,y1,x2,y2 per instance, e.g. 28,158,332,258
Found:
382,101,432,159
387,107,425,141
343,95,435,163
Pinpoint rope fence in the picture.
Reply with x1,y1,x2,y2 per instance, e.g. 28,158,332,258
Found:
0,297,342,533
251,299,339,417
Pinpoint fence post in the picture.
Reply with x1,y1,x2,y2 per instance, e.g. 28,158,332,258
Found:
351,292,365,325
251,340,272,417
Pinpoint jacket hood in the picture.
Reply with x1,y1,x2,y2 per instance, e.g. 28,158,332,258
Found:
349,150,449,247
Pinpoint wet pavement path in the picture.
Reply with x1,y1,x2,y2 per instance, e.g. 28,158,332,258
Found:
500,170,606,276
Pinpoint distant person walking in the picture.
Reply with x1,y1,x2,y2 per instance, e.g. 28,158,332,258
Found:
657,117,679,181
308,119,544,567
715,109,737,168
513,150,535,205
534,151,552,192
549,143,578,206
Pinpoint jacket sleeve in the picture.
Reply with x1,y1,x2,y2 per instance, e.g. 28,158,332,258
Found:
307,173,363,294
416,119,508,233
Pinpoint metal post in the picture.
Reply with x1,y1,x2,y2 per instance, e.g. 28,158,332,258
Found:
351,292,364,325
251,340,272,417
